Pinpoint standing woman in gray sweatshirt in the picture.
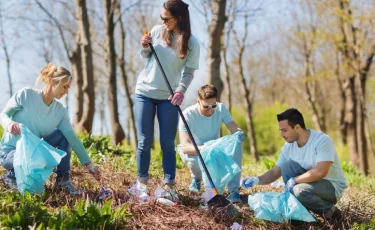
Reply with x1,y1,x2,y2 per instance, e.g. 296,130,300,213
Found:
133,0,200,201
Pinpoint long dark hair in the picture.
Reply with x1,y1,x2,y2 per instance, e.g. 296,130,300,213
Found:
162,0,191,59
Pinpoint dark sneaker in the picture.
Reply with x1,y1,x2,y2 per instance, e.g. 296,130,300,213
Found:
189,179,201,192
55,180,85,196
162,188,180,203
323,205,342,220
227,188,242,203
1,171,17,189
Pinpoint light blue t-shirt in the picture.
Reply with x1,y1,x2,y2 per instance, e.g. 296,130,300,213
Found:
276,129,348,200
178,103,233,145
135,25,200,99
0,87,90,164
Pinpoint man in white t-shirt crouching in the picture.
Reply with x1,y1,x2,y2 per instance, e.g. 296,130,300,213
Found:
241,108,347,219
178,84,245,203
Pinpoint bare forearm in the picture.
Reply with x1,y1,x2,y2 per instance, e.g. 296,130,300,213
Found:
258,167,281,185
180,144,203,155
294,168,326,183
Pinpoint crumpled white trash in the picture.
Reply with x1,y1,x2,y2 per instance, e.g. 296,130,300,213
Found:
199,189,215,203
270,180,285,188
230,222,242,230
128,181,150,203
154,184,169,199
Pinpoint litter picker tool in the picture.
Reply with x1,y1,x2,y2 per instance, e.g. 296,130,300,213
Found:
146,36,239,218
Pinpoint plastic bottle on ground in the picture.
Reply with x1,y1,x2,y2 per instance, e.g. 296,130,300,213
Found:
157,198,178,206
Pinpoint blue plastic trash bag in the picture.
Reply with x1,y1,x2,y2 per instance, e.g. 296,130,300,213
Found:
199,132,242,194
248,192,316,223
13,125,66,194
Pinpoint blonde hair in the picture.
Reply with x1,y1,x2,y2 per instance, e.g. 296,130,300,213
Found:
36,63,72,88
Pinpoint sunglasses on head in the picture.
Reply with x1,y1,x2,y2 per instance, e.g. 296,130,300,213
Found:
160,14,174,23
202,102,218,109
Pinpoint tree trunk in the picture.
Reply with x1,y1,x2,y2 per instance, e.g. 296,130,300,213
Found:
341,65,370,175
221,17,234,112
105,0,125,145
236,51,259,161
206,0,227,100
304,59,326,132
34,0,84,130
232,15,259,161
298,23,327,133
337,0,375,175
0,10,12,98
116,2,137,151
75,0,96,133
127,119,131,146
355,74,368,174
344,76,358,167
221,48,231,112
71,41,84,129
339,83,348,145
335,53,348,145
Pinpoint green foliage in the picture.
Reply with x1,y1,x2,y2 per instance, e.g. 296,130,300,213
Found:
262,155,278,170
351,220,375,230
241,155,273,177
0,193,131,229
252,102,290,156
176,151,184,169
336,144,350,163
0,126,3,137
342,161,375,193
228,101,289,156
342,161,362,176
47,198,131,229
78,132,133,164
150,147,164,178
0,193,49,229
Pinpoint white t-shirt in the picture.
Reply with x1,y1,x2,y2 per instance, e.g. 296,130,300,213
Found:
178,103,232,145
276,129,348,200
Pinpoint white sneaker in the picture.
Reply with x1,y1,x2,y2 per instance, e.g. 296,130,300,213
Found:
128,181,150,203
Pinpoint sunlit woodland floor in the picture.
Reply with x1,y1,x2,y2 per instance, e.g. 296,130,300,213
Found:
1,154,374,229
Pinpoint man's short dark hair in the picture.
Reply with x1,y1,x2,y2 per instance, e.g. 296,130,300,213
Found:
277,108,306,129
198,84,218,100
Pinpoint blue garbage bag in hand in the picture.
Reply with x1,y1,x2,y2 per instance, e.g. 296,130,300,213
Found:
199,132,242,194
13,125,66,194
248,192,316,223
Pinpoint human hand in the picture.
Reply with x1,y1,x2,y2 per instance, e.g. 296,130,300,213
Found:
237,131,245,142
8,122,21,136
285,177,296,192
87,162,101,181
240,177,259,189
140,33,152,48
168,92,184,105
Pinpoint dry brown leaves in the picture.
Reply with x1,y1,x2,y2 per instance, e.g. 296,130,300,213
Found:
1,163,374,229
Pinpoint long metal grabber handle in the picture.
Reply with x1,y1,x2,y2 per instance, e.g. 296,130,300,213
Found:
148,43,218,195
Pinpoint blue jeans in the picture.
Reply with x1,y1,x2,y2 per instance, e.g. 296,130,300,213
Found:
135,94,178,185
280,160,337,213
1,129,72,181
